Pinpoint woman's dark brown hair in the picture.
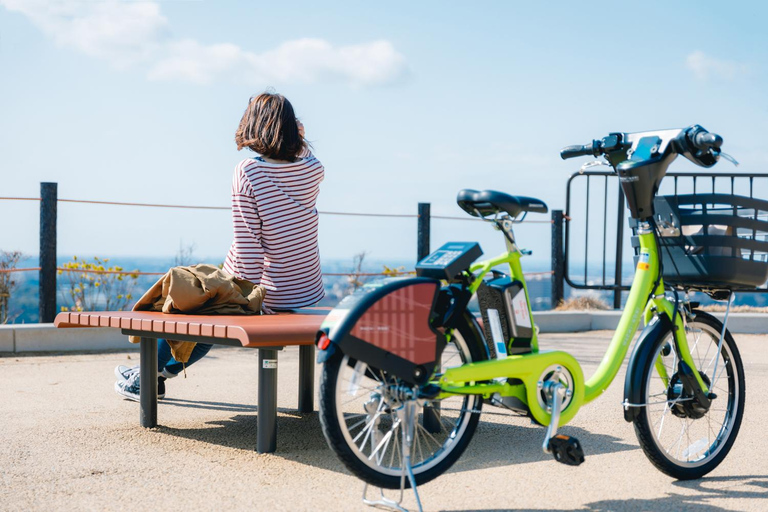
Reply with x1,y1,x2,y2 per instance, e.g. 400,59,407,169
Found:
235,92,306,161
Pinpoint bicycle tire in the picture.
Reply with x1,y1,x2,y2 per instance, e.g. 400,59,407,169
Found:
319,314,486,489
633,311,745,480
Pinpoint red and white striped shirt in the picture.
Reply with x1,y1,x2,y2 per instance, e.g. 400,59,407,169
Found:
223,151,325,309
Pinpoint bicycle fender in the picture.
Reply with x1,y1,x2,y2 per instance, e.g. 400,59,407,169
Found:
314,277,444,384
623,312,673,422
459,311,492,361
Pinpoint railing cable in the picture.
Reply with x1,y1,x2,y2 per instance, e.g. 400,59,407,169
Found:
0,196,550,222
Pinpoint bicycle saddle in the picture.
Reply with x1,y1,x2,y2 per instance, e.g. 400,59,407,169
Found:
456,189,548,218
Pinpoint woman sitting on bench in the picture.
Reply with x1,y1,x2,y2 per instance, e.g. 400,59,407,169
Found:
115,92,325,400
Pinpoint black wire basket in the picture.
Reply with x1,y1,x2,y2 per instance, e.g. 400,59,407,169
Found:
631,193,768,292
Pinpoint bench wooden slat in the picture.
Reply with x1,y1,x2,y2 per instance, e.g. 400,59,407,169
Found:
54,308,329,347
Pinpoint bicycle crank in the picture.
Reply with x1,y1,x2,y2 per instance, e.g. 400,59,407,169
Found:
540,366,585,466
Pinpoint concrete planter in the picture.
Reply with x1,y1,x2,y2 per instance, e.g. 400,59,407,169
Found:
0,324,134,353
535,311,768,334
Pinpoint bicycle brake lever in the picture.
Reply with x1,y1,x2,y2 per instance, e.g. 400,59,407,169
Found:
579,160,612,174
720,152,739,166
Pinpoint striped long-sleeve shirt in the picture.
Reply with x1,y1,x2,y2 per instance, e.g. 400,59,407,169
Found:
223,151,325,309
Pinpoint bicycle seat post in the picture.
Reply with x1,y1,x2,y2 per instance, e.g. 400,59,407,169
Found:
488,214,517,250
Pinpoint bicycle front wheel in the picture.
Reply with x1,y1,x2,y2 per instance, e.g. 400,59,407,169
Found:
633,311,745,480
319,321,484,489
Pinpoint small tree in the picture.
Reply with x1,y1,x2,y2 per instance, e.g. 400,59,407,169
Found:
0,250,22,324
347,251,368,292
174,241,197,267
59,256,140,312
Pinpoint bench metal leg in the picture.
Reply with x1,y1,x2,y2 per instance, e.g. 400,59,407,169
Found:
298,345,315,413
257,348,278,453
423,359,441,433
140,337,158,428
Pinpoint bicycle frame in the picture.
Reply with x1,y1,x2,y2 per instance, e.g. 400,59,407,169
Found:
437,223,709,427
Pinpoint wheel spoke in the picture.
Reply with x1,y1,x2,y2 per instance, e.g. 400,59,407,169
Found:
711,359,731,390
442,351,461,367
692,330,705,366
416,421,446,451
376,429,393,465
340,393,373,408
353,400,385,445
655,404,669,437
339,381,381,394
671,422,686,458
415,424,425,464
346,417,369,432
389,422,401,468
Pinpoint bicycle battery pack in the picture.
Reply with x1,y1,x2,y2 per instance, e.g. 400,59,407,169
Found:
318,278,445,385
477,275,534,355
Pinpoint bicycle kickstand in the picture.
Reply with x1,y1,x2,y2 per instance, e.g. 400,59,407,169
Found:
362,400,423,512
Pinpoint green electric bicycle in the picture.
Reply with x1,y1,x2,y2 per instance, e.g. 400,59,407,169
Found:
316,125,758,509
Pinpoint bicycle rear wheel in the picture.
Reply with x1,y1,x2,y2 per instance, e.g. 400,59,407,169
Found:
319,320,484,489
633,311,745,479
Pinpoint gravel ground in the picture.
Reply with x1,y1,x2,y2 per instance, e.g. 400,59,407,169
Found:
2,331,767,511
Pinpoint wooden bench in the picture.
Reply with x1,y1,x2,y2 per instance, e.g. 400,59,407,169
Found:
54,308,328,453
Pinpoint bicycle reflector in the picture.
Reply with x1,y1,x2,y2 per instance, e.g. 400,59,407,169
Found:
317,332,331,351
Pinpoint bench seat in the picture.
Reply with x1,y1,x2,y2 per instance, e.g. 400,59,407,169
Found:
54,307,329,347
54,308,329,453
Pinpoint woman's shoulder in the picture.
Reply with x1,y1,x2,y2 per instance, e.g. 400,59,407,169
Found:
235,157,264,172
234,154,322,178
234,158,272,182
296,147,323,165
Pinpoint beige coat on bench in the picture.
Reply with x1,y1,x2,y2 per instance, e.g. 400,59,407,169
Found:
129,264,266,363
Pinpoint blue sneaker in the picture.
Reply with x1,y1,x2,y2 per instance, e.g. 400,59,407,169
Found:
114,371,166,401
115,372,141,401
115,364,139,381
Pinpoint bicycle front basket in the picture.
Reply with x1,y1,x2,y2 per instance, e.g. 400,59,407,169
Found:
632,193,768,291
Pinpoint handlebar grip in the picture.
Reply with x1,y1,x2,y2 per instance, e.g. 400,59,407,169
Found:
693,131,723,150
560,144,594,160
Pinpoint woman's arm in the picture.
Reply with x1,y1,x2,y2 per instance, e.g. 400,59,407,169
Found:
229,164,265,283
296,120,313,159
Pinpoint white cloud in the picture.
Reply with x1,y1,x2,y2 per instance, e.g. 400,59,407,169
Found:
686,51,749,81
147,39,246,85
1,0,407,86
148,37,407,87
2,0,168,67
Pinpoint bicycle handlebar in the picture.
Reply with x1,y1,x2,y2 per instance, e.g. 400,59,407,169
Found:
560,142,598,160
692,130,723,151
560,126,724,168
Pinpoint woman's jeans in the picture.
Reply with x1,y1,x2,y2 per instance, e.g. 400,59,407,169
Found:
157,339,212,376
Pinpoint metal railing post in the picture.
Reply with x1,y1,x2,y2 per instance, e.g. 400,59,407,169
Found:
417,203,431,261
551,210,565,308
418,202,441,431
613,190,625,309
39,182,57,323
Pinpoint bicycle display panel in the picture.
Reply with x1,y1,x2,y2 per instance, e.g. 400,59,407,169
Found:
415,242,483,280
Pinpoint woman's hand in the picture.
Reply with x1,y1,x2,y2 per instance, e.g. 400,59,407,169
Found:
261,304,276,315
296,119,305,139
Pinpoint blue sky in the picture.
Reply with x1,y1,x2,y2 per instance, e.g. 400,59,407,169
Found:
1,1,767,267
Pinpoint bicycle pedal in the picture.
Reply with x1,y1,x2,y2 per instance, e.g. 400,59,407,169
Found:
548,435,585,466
